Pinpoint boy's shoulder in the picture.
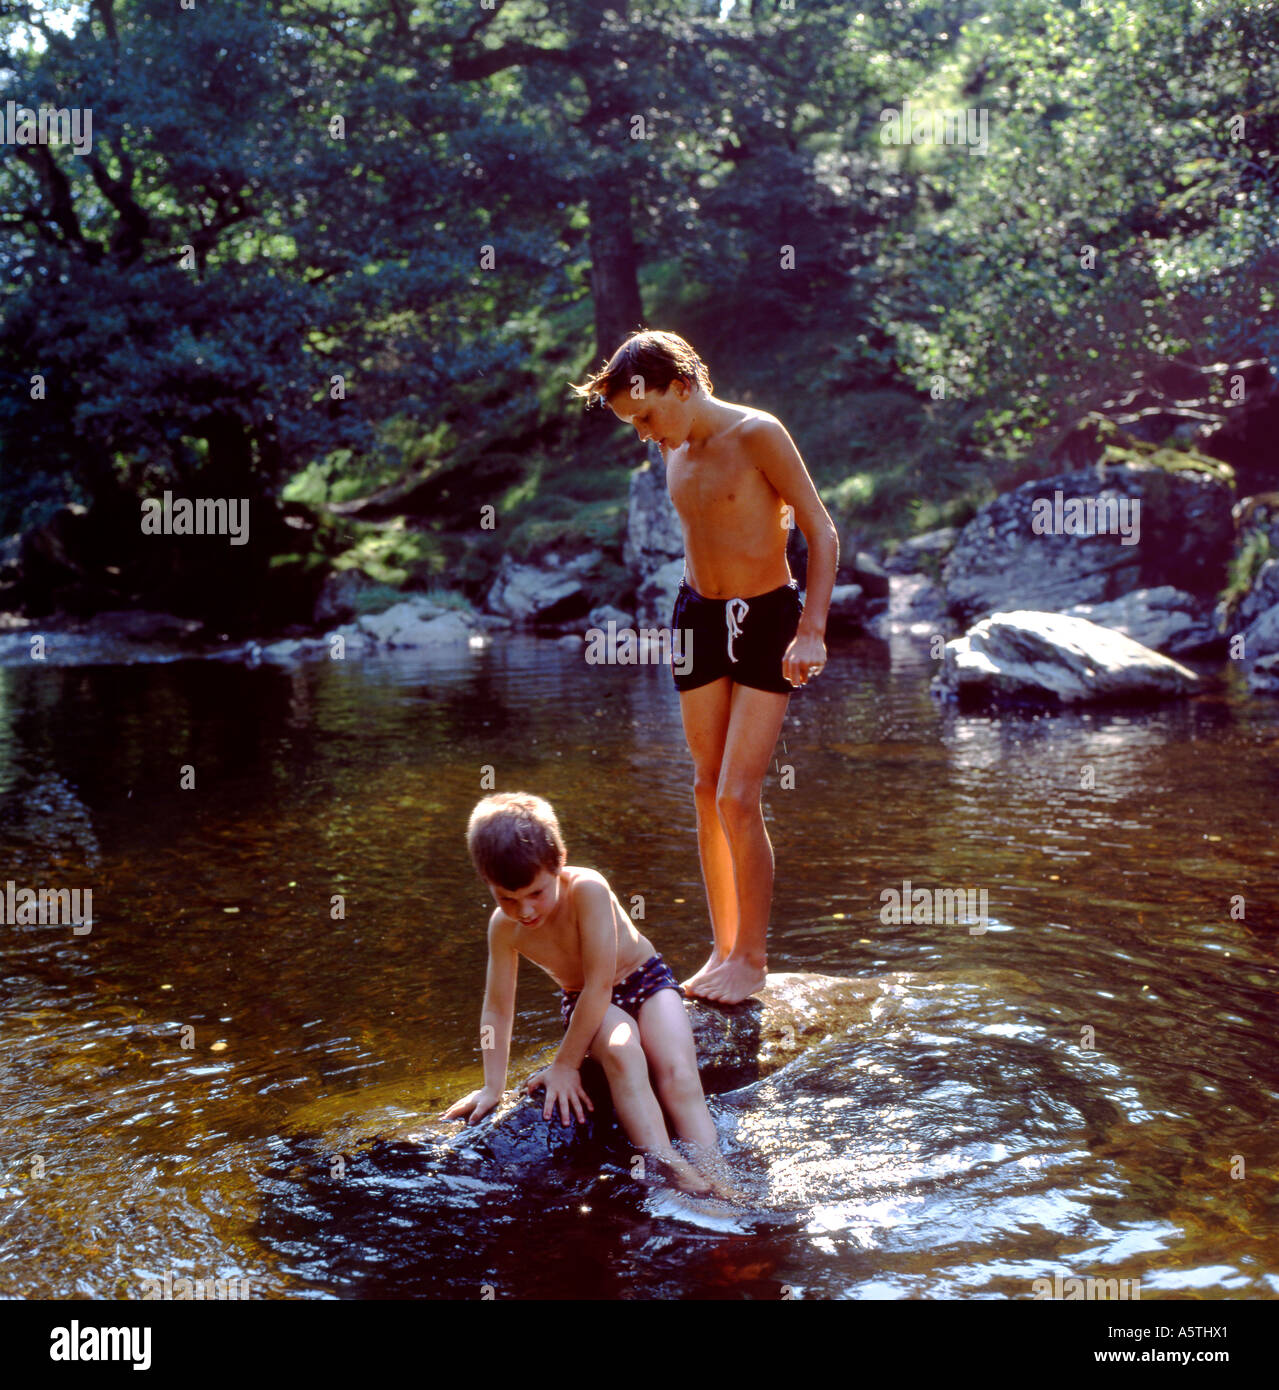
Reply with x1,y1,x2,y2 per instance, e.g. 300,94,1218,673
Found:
563,864,613,899
708,401,779,440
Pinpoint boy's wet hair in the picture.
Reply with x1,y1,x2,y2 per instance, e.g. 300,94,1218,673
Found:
467,791,567,892
569,329,713,407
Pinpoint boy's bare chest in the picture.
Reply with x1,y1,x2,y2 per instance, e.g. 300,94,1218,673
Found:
666,450,779,523
517,924,581,987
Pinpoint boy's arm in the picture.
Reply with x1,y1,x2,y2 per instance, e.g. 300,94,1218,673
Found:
552,876,617,1072
748,417,840,638
440,911,518,1124
480,912,519,1094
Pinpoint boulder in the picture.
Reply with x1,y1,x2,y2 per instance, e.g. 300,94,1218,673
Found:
429,971,916,1177
17,503,99,613
588,604,634,630
635,557,684,626
485,552,600,625
84,610,204,644
624,451,683,577
932,609,1202,707
357,597,446,643
941,461,1234,626
1059,586,1221,657
824,583,867,635
1232,494,1279,553
1234,557,1279,631
1228,558,1279,663
841,550,891,599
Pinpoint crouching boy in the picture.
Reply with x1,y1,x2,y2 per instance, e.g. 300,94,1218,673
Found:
442,791,735,1198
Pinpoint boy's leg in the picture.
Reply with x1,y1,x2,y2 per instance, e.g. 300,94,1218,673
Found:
636,987,718,1151
676,676,738,990
687,682,790,1004
588,1004,709,1193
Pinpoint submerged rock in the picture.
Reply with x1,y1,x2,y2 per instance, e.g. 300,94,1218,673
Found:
932,610,1201,707
686,971,911,1089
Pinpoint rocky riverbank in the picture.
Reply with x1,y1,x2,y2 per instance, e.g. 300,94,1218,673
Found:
4,435,1279,697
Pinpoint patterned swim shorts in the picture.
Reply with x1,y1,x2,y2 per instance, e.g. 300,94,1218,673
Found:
559,953,685,1031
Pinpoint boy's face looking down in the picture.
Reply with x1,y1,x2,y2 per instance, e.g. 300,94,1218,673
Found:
488,867,560,928
608,379,695,451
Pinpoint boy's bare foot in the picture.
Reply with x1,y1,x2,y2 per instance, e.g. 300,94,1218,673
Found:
685,1148,750,1205
685,955,767,1004
681,948,726,994
661,1152,713,1196
705,1173,750,1204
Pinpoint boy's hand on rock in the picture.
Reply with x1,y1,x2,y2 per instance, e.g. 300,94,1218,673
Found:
440,1087,501,1126
527,1063,595,1127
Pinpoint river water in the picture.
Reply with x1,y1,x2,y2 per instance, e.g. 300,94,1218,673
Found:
1,633,1275,1299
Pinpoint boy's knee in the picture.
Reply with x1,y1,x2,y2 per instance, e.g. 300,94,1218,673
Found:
597,1036,646,1077
715,783,757,825
692,770,720,802
653,1059,703,1104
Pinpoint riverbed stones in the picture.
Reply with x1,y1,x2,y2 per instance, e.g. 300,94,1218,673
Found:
932,610,1202,706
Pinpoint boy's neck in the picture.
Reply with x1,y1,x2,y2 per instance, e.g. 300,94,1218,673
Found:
684,394,735,452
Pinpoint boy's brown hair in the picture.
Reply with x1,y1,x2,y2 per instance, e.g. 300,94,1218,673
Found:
569,329,713,407
467,791,567,891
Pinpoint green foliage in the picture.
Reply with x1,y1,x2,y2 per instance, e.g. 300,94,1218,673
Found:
2,0,1274,620
891,0,1279,452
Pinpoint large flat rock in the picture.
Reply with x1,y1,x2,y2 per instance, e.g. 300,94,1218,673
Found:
932,609,1201,707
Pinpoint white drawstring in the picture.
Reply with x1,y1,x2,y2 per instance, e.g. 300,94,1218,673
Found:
725,598,750,661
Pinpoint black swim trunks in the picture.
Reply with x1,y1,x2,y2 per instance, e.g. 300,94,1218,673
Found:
670,575,804,694
560,953,685,1031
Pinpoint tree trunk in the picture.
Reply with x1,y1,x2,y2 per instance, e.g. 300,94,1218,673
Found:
585,178,644,365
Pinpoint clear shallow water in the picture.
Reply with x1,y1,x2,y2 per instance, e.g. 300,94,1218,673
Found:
0,634,1276,1298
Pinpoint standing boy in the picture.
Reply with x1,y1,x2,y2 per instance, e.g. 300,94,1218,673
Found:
571,330,839,1004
